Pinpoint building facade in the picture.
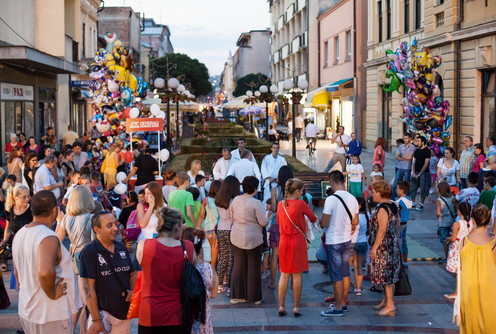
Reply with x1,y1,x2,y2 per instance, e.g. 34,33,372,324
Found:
307,0,368,138
0,0,91,162
233,29,271,83
141,18,173,59
364,0,424,150
220,53,235,102
422,0,496,147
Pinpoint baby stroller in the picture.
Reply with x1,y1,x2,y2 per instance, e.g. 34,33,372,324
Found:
277,130,290,141
0,218,11,272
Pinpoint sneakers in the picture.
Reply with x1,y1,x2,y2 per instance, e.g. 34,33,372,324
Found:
354,288,362,296
415,203,424,211
402,262,409,269
330,303,348,311
255,299,264,305
320,305,344,317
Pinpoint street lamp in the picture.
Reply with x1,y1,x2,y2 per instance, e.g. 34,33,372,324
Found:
176,84,186,150
257,84,278,141
283,78,309,157
165,78,179,151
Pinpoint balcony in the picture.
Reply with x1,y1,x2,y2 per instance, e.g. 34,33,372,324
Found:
291,36,301,54
65,34,79,63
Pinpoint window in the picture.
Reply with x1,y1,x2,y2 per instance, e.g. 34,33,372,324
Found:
346,31,352,61
482,70,496,141
82,23,86,58
378,1,383,42
415,0,422,30
404,0,410,33
386,0,391,40
324,41,329,66
437,0,444,4
334,37,339,64
435,12,444,27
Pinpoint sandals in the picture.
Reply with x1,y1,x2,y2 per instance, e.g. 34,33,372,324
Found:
217,286,227,294
444,294,456,300
278,306,287,316
293,307,302,317
373,304,385,311
376,306,396,317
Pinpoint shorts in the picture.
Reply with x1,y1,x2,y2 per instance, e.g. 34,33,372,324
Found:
205,229,216,239
269,223,280,248
354,242,368,256
325,241,351,282
437,226,451,244
262,227,269,253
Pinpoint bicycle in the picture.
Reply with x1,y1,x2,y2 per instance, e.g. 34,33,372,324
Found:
307,138,316,155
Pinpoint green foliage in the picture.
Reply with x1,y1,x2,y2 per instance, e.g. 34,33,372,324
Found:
151,53,213,96
233,73,271,97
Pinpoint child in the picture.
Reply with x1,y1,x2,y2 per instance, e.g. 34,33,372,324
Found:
346,155,366,197
168,172,197,227
395,138,405,176
444,202,473,299
351,197,368,296
436,181,456,263
261,198,273,279
429,149,439,194
193,174,207,202
479,175,496,210
370,163,383,179
182,227,218,334
453,171,480,207
62,171,81,205
198,180,221,269
137,189,145,204
395,181,413,268
187,186,202,224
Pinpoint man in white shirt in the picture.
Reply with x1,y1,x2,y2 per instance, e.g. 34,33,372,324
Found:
62,124,79,146
230,137,247,162
34,155,64,200
72,141,88,171
213,148,232,180
305,120,319,150
295,113,304,141
261,142,287,201
324,126,351,173
227,150,261,190
320,171,358,317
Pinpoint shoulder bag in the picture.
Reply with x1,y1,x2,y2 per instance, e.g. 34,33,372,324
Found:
180,241,207,326
440,197,456,223
70,214,93,275
394,268,412,296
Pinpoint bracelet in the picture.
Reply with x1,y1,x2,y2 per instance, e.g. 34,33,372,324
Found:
91,317,102,322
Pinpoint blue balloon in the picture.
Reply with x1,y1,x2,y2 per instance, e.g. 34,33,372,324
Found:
445,115,453,130
137,78,149,98
120,87,133,107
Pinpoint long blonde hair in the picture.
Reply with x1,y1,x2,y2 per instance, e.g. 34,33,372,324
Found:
283,178,304,202
66,186,95,216
6,184,29,212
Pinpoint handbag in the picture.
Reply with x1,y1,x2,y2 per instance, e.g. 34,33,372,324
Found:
282,200,312,243
127,271,142,319
125,210,141,241
180,241,207,325
394,268,412,296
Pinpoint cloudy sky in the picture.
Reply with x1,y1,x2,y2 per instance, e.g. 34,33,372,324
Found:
104,0,270,76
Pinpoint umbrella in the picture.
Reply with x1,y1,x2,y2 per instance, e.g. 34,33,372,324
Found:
239,105,266,115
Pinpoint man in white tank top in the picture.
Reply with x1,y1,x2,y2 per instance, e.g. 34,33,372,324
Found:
12,191,76,333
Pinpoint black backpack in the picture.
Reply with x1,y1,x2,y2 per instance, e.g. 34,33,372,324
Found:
180,241,206,326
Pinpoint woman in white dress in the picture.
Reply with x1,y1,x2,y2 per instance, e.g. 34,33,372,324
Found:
137,181,166,241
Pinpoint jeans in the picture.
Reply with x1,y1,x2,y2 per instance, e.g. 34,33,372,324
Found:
400,224,408,254
392,168,412,198
410,172,431,203
325,241,351,282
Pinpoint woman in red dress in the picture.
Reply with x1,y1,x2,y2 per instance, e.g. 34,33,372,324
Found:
276,178,317,317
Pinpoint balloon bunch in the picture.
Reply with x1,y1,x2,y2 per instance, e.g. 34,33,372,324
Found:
382,38,452,156
84,32,149,138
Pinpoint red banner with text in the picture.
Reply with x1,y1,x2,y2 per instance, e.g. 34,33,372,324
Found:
126,118,164,132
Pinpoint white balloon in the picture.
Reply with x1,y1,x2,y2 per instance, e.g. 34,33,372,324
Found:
154,78,165,89
130,107,140,118
150,104,161,116
107,80,120,93
116,172,126,183
114,183,127,195
159,149,170,161
158,110,166,119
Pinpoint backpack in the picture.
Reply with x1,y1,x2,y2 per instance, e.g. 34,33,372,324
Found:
125,210,141,241
180,241,206,326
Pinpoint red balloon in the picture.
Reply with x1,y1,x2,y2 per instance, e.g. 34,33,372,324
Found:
124,151,133,163
123,108,131,118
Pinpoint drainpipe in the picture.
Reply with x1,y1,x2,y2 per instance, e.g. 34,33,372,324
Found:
353,0,359,139
454,0,464,150
317,20,321,87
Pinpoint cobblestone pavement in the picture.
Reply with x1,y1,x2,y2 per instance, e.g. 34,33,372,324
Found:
0,138,459,333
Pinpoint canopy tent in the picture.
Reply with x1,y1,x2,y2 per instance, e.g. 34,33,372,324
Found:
239,105,266,115
303,78,353,108
222,95,266,109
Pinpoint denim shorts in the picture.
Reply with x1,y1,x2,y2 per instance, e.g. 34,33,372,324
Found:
325,241,351,282
437,226,451,244
354,242,368,256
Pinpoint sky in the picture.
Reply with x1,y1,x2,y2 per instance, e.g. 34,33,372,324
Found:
104,0,271,76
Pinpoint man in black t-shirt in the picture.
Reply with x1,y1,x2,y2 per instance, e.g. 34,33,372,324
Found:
410,136,431,210
80,212,136,333
124,147,159,193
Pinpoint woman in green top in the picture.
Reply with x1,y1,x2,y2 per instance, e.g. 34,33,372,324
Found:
479,175,496,210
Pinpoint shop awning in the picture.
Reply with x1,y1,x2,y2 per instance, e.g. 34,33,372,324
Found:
325,78,353,92
0,46,80,74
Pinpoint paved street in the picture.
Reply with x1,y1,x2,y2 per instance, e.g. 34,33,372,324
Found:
0,139,459,333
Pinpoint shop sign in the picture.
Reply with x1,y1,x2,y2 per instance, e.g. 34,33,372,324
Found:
71,80,91,87
126,118,163,132
0,83,34,101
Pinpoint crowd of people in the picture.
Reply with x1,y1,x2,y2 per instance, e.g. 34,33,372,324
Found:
0,123,495,334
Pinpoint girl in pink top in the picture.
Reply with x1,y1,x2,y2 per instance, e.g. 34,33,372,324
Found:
472,143,485,173
373,137,386,172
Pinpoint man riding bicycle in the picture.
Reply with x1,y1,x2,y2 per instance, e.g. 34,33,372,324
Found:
305,119,319,151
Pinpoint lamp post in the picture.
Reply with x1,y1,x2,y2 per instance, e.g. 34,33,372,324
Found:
176,84,185,150
283,78,308,157
258,84,278,141
166,78,180,151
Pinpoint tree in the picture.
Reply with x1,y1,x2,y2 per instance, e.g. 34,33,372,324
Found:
150,53,213,96
233,73,271,97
